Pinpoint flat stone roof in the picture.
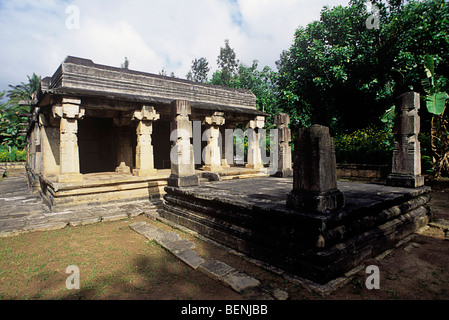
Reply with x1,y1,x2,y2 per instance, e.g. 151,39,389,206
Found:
38,56,262,115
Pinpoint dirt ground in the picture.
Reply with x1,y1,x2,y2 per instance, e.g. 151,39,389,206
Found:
0,182,447,301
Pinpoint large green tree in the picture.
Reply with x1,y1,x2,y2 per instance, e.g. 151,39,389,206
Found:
276,0,449,133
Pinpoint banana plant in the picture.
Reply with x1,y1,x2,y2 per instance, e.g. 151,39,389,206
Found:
422,55,448,115
421,55,449,179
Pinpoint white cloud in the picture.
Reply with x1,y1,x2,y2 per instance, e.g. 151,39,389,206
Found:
0,0,349,94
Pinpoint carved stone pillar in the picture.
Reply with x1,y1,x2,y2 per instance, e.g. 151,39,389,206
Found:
167,100,199,187
202,112,225,171
286,125,344,213
272,113,293,177
52,98,85,183
245,116,265,169
132,106,159,177
387,92,424,188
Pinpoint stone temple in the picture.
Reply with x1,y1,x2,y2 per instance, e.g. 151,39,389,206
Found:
25,57,432,286
26,56,266,210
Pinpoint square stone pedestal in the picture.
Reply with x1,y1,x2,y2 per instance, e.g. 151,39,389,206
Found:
386,173,424,188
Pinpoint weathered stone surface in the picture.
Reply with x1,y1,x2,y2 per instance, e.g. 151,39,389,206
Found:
162,177,431,284
175,249,205,269
287,125,344,213
222,271,260,292
160,239,196,254
387,92,424,188
198,260,236,280
271,113,293,178
272,288,289,300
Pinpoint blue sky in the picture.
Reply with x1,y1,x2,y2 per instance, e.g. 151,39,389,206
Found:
0,0,349,95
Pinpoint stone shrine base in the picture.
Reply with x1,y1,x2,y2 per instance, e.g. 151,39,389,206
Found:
162,177,431,285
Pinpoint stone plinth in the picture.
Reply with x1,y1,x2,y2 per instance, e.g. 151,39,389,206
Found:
287,125,344,213
387,92,424,188
202,112,225,171
162,177,431,285
245,116,265,169
271,113,293,177
167,100,199,187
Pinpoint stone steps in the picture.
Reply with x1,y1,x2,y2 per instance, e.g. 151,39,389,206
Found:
129,220,288,299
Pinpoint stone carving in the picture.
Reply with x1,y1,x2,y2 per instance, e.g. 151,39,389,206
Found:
271,113,292,177
167,100,199,187
202,112,225,171
245,116,265,170
387,92,424,188
287,125,344,213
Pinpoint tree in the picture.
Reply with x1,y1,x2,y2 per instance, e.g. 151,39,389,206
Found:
186,57,210,83
1,73,41,149
422,55,449,179
211,39,239,87
276,0,449,133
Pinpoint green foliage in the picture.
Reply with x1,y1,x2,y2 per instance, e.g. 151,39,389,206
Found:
422,54,449,115
276,0,449,133
0,145,26,162
1,73,41,149
334,126,394,165
186,57,210,83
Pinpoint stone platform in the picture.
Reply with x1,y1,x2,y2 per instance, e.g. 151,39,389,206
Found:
161,177,432,285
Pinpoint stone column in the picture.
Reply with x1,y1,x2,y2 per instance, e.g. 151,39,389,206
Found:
221,124,236,168
286,125,344,213
52,98,85,183
202,112,225,171
132,106,160,177
167,100,199,187
272,113,293,177
245,116,265,169
387,92,424,188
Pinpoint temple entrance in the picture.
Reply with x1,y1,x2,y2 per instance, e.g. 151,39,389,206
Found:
78,117,117,174
152,120,171,169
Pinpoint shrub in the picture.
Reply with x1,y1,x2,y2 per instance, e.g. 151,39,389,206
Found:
0,146,26,162
334,126,394,165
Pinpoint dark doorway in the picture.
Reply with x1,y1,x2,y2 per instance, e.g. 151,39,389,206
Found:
78,117,116,173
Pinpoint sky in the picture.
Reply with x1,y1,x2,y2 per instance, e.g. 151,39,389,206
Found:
0,0,350,95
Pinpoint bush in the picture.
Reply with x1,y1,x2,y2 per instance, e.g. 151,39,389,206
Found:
334,126,394,165
0,146,26,162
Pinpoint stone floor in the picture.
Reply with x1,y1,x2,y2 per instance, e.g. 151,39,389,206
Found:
0,170,161,238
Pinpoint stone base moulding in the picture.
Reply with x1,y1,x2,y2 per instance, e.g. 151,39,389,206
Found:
386,173,425,188
286,189,345,214
161,177,432,285
167,174,200,188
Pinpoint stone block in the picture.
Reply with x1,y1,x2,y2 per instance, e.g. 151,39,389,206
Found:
160,239,196,254
167,174,199,187
198,260,236,280
222,271,260,292
175,249,205,269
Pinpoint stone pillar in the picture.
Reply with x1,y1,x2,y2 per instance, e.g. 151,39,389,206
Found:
286,125,344,213
132,106,160,177
167,100,199,187
52,98,85,183
387,92,424,188
221,124,236,168
245,116,265,169
272,113,293,177
202,112,225,171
